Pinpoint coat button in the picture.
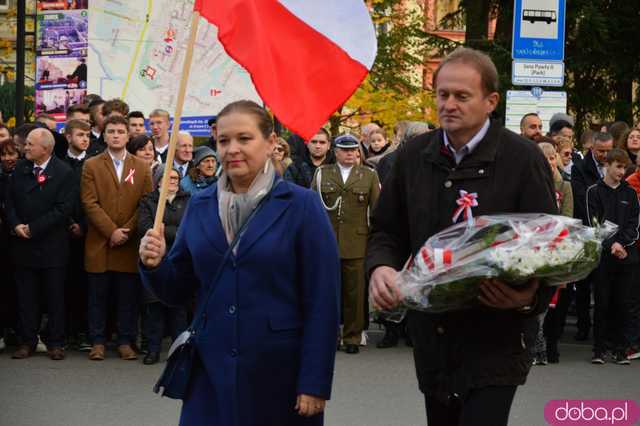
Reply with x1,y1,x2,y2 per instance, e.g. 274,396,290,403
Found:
228,305,236,314
436,326,445,335
231,349,238,357
444,181,452,188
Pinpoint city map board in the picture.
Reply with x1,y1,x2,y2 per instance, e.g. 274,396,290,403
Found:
88,0,261,136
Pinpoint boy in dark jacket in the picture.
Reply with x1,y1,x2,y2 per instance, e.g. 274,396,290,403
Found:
586,148,639,365
63,119,92,351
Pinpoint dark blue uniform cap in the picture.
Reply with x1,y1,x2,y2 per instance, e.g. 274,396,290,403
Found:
334,134,359,149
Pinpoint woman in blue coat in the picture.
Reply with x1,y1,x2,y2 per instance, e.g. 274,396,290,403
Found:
139,100,341,426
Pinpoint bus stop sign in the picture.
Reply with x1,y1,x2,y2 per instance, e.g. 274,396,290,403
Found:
512,0,566,61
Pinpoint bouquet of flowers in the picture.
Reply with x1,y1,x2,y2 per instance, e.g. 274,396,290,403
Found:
380,214,617,320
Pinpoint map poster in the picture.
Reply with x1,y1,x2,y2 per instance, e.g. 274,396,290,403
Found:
38,0,89,11
88,0,261,136
37,10,88,57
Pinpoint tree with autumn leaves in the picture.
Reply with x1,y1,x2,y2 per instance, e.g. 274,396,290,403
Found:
331,0,437,136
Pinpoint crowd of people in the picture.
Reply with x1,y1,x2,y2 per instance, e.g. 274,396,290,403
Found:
518,111,640,365
0,93,426,365
0,77,639,371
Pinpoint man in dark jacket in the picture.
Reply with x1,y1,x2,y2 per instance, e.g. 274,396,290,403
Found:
570,132,614,340
367,48,557,426
62,119,92,351
284,128,335,188
5,128,75,360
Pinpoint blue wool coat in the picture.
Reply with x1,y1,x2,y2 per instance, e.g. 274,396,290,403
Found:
140,179,341,426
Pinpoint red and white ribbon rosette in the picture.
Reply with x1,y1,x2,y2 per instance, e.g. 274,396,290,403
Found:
452,190,479,226
124,168,135,185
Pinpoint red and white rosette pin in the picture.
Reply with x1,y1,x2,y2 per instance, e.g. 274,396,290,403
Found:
36,173,46,185
452,190,479,226
124,168,135,185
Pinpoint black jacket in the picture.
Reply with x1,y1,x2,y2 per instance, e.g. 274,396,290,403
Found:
586,180,640,264
376,150,398,185
283,149,335,188
62,154,87,230
5,157,75,268
86,134,106,158
138,189,191,250
0,169,14,253
366,121,557,401
571,150,601,224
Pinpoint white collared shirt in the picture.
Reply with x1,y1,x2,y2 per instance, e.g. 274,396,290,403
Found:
156,144,169,157
443,118,491,165
108,150,127,181
33,156,52,174
338,163,353,183
67,149,86,161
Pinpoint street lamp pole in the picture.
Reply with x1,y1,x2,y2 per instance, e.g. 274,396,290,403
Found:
15,0,26,127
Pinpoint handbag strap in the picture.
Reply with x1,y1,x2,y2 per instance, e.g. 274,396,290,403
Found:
188,179,280,333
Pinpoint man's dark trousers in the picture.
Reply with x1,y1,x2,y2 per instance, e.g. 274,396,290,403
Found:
574,277,592,336
142,302,187,353
87,272,140,345
593,259,634,352
425,386,517,426
15,267,66,348
66,239,88,338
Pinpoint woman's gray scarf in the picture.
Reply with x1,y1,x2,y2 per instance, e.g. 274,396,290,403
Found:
217,160,275,245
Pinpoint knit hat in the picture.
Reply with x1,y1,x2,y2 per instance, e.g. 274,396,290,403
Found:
192,146,216,166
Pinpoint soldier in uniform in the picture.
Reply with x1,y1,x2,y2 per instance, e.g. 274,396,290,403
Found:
312,134,380,354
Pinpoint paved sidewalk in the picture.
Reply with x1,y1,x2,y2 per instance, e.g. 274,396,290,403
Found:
0,336,638,426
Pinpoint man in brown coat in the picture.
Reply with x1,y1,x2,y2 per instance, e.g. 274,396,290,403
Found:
81,115,152,360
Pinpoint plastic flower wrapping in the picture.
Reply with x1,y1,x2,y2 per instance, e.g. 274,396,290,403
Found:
379,214,617,321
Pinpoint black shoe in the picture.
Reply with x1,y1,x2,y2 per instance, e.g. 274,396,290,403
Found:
615,351,631,365
591,351,605,364
405,334,413,347
376,330,399,349
143,352,160,365
574,330,589,341
344,344,359,354
77,334,92,352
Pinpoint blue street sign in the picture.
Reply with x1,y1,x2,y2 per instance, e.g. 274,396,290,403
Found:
512,0,566,61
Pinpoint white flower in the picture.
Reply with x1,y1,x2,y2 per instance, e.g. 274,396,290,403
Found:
490,238,584,277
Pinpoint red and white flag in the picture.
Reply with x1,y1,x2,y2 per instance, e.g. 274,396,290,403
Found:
195,0,377,140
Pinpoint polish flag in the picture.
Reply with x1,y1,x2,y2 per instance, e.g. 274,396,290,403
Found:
194,0,377,140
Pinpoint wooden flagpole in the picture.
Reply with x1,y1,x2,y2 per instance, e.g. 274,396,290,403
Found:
153,11,200,231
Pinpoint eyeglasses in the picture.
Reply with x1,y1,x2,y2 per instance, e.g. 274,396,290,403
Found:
561,152,572,157
169,176,180,181
274,147,284,153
